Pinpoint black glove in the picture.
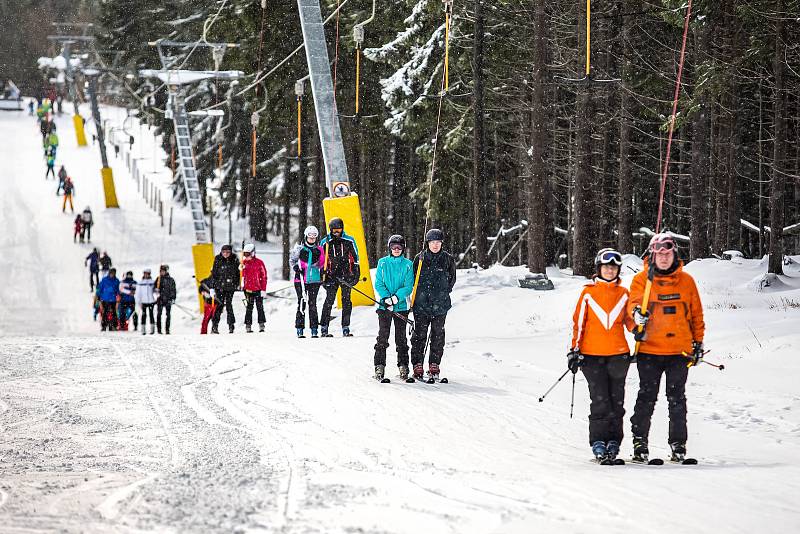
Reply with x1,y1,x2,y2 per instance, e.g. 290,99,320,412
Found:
567,349,584,374
688,341,704,366
632,306,649,341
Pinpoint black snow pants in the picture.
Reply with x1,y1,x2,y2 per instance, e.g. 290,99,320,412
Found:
244,292,266,326
581,354,631,445
294,282,321,329
140,304,155,328
410,313,447,367
374,310,410,368
630,354,690,445
157,301,172,333
320,282,352,328
212,290,236,327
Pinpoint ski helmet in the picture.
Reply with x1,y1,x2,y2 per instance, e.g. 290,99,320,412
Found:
648,233,676,254
304,225,319,238
594,248,623,266
125,271,133,277
425,228,444,242
328,217,344,231
221,244,233,252
243,243,255,254
387,234,406,251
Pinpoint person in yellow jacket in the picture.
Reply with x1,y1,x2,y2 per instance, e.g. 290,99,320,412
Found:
628,233,705,463
569,248,633,463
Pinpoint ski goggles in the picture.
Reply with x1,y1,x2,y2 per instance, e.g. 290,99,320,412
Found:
390,244,405,251
651,241,675,252
598,250,623,265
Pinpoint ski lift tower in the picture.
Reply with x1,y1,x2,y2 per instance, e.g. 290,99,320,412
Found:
47,24,95,146
297,0,375,305
140,40,242,309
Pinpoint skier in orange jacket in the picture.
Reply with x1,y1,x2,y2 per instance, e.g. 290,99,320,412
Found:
569,248,634,463
628,233,705,463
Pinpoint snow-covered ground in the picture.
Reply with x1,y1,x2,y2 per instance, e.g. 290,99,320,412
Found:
2,107,800,533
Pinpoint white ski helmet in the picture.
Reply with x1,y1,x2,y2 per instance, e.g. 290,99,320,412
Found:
304,225,319,238
243,243,255,254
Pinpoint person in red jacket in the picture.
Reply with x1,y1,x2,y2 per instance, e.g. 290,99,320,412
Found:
241,243,267,332
569,248,634,463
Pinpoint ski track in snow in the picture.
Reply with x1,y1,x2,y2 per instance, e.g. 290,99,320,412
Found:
2,108,800,533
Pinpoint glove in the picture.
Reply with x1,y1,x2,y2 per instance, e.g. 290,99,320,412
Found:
294,264,302,275
632,306,650,327
389,295,399,306
209,289,216,299
688,341,704,366
567,349,584,374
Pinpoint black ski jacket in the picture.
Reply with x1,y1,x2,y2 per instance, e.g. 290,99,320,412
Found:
412,249,457,317
155,274,177,302
211,253,241,291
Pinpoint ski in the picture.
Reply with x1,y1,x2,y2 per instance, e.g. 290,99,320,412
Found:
422,376,448,384
670,458,698,465
592,457,614,466
374,376,391,383
398,375,416,383
631,456,664,465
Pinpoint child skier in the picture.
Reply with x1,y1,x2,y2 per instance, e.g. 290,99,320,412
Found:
568,248,633,464
119,271,138,331
289,225,325,338
373,235,415,382
409,229,456,382
198,276,217,335
73,215,83,243
628,233,706,464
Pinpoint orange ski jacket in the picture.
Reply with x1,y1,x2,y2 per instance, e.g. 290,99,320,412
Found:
628,260,705,355
571,278,633,356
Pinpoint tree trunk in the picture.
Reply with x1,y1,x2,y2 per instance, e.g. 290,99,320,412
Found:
310,130,322,229
298,121,309,242
616,0,635,253
472,0,489,267
526,0,548,274
282,137,292,281
690,17,710,261
769,0,786,274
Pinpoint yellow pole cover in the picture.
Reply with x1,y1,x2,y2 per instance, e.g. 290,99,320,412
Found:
73,114,87,146
192,243,216,312
322,194,375,307
101,167,119,208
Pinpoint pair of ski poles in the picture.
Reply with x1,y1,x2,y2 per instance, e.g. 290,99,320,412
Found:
335,276,416,333
538,350,725,418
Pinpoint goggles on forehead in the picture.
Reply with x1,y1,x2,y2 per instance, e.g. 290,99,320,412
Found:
599,250,623,265
651,241,675,252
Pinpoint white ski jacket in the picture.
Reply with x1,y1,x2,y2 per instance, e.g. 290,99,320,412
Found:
135,278,157,305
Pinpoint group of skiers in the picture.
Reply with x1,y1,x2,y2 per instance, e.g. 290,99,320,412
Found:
73,206,93,243
36,101,76,212
287,219,456,383
568,233,706,465
87,248,178,335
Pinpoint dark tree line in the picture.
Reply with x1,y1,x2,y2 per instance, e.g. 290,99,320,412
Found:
86,0,799,276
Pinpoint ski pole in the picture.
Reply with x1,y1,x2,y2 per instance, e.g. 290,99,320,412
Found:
570,372,576,419
538,368,570,403
682,350,725,370
337,276,416,328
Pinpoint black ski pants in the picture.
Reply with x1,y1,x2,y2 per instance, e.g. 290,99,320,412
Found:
320,282,352,328
580,354,631,445
374,310,410,367
630,354,690,445
294,282,321,329
410,313,447,367
212,289,236,327
140,303,155,328
157,301,172,333
81,223,91,242
244,292,266,326
119,301,136,329
100,301,117,331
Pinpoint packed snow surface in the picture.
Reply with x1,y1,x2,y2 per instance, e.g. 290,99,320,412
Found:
2,108,800,533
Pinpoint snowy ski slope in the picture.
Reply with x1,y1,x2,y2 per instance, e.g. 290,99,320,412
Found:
1,108,799,533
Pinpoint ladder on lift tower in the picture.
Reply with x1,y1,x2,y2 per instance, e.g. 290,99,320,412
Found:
170,94,208,243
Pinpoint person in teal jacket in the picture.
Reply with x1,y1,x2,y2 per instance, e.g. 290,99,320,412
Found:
373,234,415,381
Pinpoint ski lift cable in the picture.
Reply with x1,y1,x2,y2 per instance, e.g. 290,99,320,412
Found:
654,0,692,234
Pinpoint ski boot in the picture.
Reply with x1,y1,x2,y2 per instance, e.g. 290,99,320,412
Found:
426,363,440,383
150,325,155,335
669,442,696,464
321,326,333,338
246,324,253,333
412,363,424,381
374,365,390,383
399,365,414,383
592,441,611,464
165,328,170,335
259,323,265,333
229,324,235,334
141,327,146,336
310,328,318,338
606,440,624,465
342,327,352,337
297,328,305,338
631,436,656,464
211,325,219,334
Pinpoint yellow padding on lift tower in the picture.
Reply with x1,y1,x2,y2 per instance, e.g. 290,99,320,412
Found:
192,243,215,312
101,167,119,208
73,115,87,147
323,194,375,307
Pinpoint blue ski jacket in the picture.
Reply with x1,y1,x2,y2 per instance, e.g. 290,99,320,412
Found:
97,275,120,303
374,254,415,312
